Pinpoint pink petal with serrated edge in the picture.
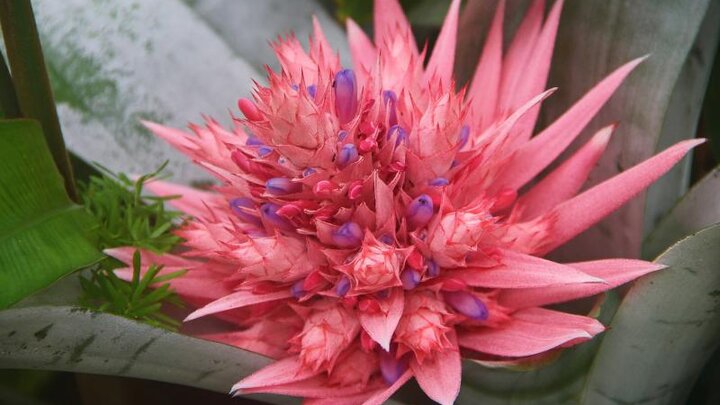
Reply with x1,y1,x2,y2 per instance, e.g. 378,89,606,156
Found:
231,356,320,394
346,18,376,89
360,288,404,350
410,333,461,405
468,0,504,131
517,124,615,220
424,0,461,88
499,259,664,309
373,0,416,52
541,139,705,254
185,290,293,321
458,308,604,357
143,179,223,218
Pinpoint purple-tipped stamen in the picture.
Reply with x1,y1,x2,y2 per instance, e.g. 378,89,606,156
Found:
406,194,434,228
291,280,305,299
387,125,408,146
337,130,349,141
265,177,301,195
426,259,440,278
336,276,351,297
444,291,489,321
229,197,261,226
334,69,358,125
458,124,470,148
332,222,363,248
379,351,407,385
400,268,421,290
429,177,449,187
383,90,398,127
307,84,317,98
337,143,359,168
260,203,292,230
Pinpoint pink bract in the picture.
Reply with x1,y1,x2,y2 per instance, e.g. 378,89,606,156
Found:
108,0,702,404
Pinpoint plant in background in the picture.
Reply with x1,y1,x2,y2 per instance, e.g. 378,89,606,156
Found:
106,0,703,403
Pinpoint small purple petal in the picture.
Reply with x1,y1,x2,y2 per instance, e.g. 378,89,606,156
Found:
291,280,305,299
379,351,407,385
265,177,301,195
290,84,300,91
337,143,359,168
378,233,395,245
383,90,398,127
260,203,292,230
257,146,272,157
307,84,317,98
303,167,316,177
387,125,408,146
400,268,421,290
229,197,261,226
406,194,434,228
245,136,264,147
429,177,449,187
426,259,440,277
458,124,470,148
336,276,351,297
332,222,363,248
334,69,357,125
337,130,349,141
444,291,489,320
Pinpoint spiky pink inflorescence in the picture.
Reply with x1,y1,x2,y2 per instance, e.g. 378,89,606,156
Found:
109,0,703,404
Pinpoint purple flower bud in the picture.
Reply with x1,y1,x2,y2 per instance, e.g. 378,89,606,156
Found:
379,351,407,385
337,143,359,168
376,289,390,299
458,124,470,148
387,125,408,146
229,197,262,226
303,167,316,177
291,280,305,299
426,259,440,277
400,268,421,290
265,177,301,195
307,84,317,98
332,222,363,248
337,130,349,141
290,83,299,91
378,233,395,245
245,136,264,147
444,291,489,321
336,276,351,297
429,177,449,187
257,146,272,157
334,69,358,125
383,90,398,127
260,203,292,230
406,194,434,228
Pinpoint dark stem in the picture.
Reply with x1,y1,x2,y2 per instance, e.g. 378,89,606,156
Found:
0,0,77,201
0,49,20,118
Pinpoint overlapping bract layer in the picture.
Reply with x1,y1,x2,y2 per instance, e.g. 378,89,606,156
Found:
109,0,702,404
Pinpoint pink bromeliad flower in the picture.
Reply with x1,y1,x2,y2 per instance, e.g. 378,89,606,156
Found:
108,0,703,403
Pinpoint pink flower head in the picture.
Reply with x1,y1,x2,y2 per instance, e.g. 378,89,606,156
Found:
109,0,704,404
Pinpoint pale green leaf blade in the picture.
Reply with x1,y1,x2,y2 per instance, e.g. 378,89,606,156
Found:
0,119,101,308
581,224,720,404
643,165,720,259
0,305,296,404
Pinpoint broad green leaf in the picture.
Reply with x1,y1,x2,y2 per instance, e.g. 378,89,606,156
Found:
581,224,720,404
0,119,101,308
643,165,720,259
0,305,295,404
188,0,351,72
30,0,260,185
0,0,76,198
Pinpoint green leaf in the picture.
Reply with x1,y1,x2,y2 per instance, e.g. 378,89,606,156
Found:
581,224,720,404
0,119,101,308
0,305,296,405
0,0,77,199
643,165,720,259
